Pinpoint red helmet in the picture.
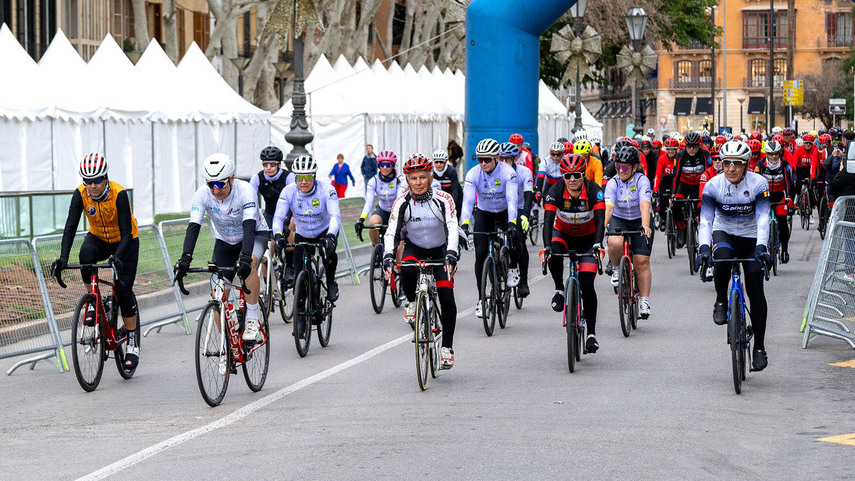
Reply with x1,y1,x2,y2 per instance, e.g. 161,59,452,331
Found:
678,140,687,150
783,127,795,136
563,141,574,155
560,154,587,173
509,133,524,144
715,135,726,145
403,153,433,174
819,133,831,144
733,134,744,141
803,133,816,143
664,137,679,148
629,139,639,149
747,139,761,153
710,144,721,160
651,139,662,148
771,134,784,143
750,131,762,141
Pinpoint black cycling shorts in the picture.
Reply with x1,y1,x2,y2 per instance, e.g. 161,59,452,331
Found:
607,216,653,256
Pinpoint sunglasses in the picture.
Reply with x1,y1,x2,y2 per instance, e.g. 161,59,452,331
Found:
207,180,229,190
262,162,280,168
295,173,315,182
616,163,633,172
379,162,395,168
550,153,563,158
563,172,583,180
83,176,106,185
722,160,747,168
477,157,494,164
499,156,516,162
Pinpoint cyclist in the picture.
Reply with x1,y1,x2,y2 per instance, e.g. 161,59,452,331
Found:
460,138,520,318
542,154,605,352
271,155,342,302
535,141,567,204
699,145,723,197
431,149,462,219
174,153,269,344
384,154,459,368
782,127,796,154
747,139,764,171
792,133,820,222
695,140,772,371
574,138,603,186
250,145,296,282
672,131,710,247
499,142,533,297
654,137,679,218
53,153,141,371
509,133,534,177
754,140,794,264
643,138,659,187
604,146,654,318
355,150,401,245
593,136,609,162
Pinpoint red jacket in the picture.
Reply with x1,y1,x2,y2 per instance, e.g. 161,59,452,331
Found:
654,152,677,192
791,145,820,178
698,166,720,198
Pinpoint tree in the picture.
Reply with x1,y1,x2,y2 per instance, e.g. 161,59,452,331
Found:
797,72,849,130
131,0,149,51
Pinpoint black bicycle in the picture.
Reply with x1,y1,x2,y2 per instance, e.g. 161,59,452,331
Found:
362,224,404,314
473,229,512,336
287,241,334,357
672,197,699,274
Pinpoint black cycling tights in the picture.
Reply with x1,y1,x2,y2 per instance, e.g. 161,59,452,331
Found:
399,243,457,349
508,233,529,284
711,231,768,350
293,232,337,285
79,234,139,318
549,233,599,335
473,209,508,297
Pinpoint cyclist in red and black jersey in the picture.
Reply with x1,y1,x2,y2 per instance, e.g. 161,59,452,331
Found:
754,140,794,263
541,154,605,353
747,139,765,171
672,131,710,246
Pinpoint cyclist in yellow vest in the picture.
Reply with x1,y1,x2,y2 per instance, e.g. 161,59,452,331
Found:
573,139,603,185
52,153,141,371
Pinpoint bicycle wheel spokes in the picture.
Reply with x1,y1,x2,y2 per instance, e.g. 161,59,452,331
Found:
293,271,312,357
242,306,269,392
618,257,632,337
415,293,430,390
195,303,230,406
481,257,497,336
666,210,676,259
686,217,697,275
369,245,387,314
71,295,105,392
429,297,441,379
257,255,273,319
729,298,742,394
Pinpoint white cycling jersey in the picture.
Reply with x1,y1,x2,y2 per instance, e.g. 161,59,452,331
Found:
461,162,519,224
272,180,341,238
361,173,401,216
189,179,269,245
699,171,770,247
514,163,533,211
385,188,458,252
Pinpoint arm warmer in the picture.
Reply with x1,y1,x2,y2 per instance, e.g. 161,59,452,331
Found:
60,189,85,260
241,219,256,255
182,222,202,256
113,191,133,260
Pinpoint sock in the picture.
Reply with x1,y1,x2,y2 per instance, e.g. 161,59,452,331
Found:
127,329,136,346
640,296,650,304
246,302,259,320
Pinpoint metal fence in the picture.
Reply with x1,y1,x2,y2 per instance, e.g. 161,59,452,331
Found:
0,190,133,240
0,239,67,374
802,196,855,349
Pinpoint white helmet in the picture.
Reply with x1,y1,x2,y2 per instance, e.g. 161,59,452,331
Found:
432,149,448,161
573,129,588,141
202,153,235,181
723,132,734,141
719,140,751,162
646,128,656,137
291,155,318,174
771,126,783,135
795,138,804,147
590,136,601,145
549,141,565,153
475,138,500,156
79,153,109,180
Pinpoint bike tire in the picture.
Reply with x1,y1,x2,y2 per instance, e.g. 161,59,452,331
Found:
686,215,697,275
529,210,540,246
498,247,511,328
242,302,269,392
770,224,779,276
415,292,430,390
429,294,441,379
481,257,497,336
729,297,742,395
513,287,523,309
565,277,578,373
293,270,312,357
257,255,274,320
369,244,387,314
618,257,632,337
666,209,676,259
71,294,105,392
115,326,138,380
631,268,639,329
818,201,828,240
799,192,810,230
316,265,332,348
195,302,230,407
279,283,293,323
390,270,404,308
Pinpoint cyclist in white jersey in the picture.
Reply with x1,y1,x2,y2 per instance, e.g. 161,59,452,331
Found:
696,140,772,371
271,155,342,301
499,141,533,297
384,154,460,368
175,153,270,344
535,141,566,203
460,138,520,317
355,150,400,245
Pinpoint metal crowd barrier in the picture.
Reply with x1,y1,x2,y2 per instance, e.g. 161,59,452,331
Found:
802,195,855,349
0,239,67,374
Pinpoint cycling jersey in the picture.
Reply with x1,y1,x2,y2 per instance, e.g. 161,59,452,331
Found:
654,152,676,193
748,153,765,172
604,172,652,221
513,163,534,212
385,188,458,253
189,179,269,245
673,149,710,189
698,172,770,247
699,166,721,197
543,179,605,241
361,173,401,217
77,181,139,243
516,149,534,174
433,164,462,214
251,169,294,217
461,162,518,224
536,159,562,192
755,159,793,197
584,154,604,185
272,180,341,239
791,145,820,180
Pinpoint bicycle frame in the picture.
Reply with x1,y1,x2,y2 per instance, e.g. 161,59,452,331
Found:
211,274,249,366
61,263,122,350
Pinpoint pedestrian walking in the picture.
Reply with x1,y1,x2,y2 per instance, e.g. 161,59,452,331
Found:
330,153,356,198
361,144,378,194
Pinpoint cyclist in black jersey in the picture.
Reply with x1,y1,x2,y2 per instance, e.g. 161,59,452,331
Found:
250,146,295,281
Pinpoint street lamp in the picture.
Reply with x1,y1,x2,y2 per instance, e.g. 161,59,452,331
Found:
272,61,290,108
569,0,588,133
625,6,648,137
737,97,746,134
283,1,314,168
230,57,250,97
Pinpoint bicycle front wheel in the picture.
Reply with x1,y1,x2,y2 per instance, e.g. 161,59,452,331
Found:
293,270,312,357
257,254,274,319
481,257,497,336
513,286,523,309
529,212,540,246
195,302,230,407
729,296,743,394
316,265,332,348
618,257,632,338
770,223,779,276
564,277,578,373
415,292,430,390
498,247,511,328
71,294,104,392
666,209,676,259
242,305,269,392
686,216,697,275
429,294,441,379
369,244,387,314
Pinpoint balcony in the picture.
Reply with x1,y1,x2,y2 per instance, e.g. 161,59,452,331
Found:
677,39,709,51
669,77,719,90
824,35,853,48
743,38,787,49
743,76,785,89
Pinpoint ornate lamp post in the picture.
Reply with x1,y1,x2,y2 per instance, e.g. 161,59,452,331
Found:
230,57,250,96
625,6,649,137
737,97,746,134
272,60,290,108
550,0,600,134
568,0,588,132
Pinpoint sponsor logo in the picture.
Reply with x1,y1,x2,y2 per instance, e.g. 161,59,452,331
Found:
312,198,320,207
494,179,501,187
563,200,571,209
597,191,604,200
743,190,750,198
630,185,637,193
87,206,97,216
243,202,255,209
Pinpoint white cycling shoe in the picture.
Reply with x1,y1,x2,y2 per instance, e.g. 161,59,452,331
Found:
243,319,261,342
507,268,520,287
475,302,483,318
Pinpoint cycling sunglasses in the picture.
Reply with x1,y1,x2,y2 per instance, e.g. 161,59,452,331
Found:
721,159,747,168
616,163,633,172
295,173,315,182
262,162,280,168
477,156,495,164
550,153,564,158
563,172,583,180
378,162,395,168
82,176,106,185
207,179,229,190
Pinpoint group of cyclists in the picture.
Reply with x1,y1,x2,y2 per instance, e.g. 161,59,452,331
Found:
51,121,847,381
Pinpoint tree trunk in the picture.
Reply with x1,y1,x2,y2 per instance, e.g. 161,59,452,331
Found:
399,0,416,57
786,0,795,80
163,0,179,62
130,0,149,51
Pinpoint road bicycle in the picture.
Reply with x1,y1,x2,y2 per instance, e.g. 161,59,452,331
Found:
768,201,789,276
796,179,811,230
177,263,269,407
663,195,677,259
287,241,334,357
528,203,541,246
611,230,646,337
699,257,769,394
542,249,602,373
473,229,512,336
672,197,699,275
54,261,139,392
817,190,831,240
258,241,292,323
399,259,447,390
361,224,404,314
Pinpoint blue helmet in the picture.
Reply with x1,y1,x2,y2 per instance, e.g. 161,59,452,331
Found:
499,142,520,157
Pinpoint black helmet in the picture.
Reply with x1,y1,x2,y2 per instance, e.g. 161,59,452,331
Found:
556,137,569,143
260,146,283,162
684,131,701,146
615,145,641,165
829,127,843,139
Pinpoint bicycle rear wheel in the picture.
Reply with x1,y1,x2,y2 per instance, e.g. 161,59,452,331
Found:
390,270,404,308
242,305,269,392
293,270,312,357
631,268,639,329
564,277,578,372
415,292,430,390
279,283,293,323
257,254,274,319
666,209,676,259
618,257,632,337
513,287,523,309
369,244,387,314
770,223,779,276
115,321,139,380
686,215,697,275
195,302,230,407
429,295,441,379
529,210,540,245
71,294,105,392
316,265,332,347
799,192,810,229
480,257,497,336
498,247,510,328
729,297,742,394
818,201,828,240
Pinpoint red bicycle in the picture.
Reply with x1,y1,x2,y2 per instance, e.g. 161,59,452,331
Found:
611,230,646,337
53,261,139,392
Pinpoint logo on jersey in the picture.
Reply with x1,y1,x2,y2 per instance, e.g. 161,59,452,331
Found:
563,200,571,209
743,190,750,198
389,182,395,189
87,206,97,216
597,191,604,200
494,179,501,187
630,185,637,193
242,202,255,210
312,198,320,207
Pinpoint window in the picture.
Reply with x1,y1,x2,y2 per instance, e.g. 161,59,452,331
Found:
177,8,185,58
675,60,693,84
193,11,210,52
823,57,842,76
826,12,854,47
773,58,786,87
749,58,766,87
698,59,712,84
743,11,788,48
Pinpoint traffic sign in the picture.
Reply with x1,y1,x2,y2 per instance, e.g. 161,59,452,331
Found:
830,98,846,115
783,79,804,106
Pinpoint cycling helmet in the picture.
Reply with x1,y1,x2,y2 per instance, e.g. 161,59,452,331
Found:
559,154,587,173
663,137,679,148
685,131,701,146
377,150,397,163
803,133,816,143
710,144,721,160
750,131,762,141
795,138,804,147
829,127,842,139
614,138,634,151
260,146,283,162
723,132,734,141
641,139,652,148
549,141,566,154
652,139,662,148
202,153,235,181
403,153,433,173
701,129,710,137
509,133,524,145
521,142,531,151
679,140,687,150
733,135,744,141
719,140,751,162
771,134,784,143
432,149,449,161
573,129,588,141
291,154,318,174
771,126,783,135
79,153,109,180
764,140,782,154
499,142,520,157
628,139,638,149
747,139,761,154
702,133,712,145
556,137,569,143
476,138,500,157
646,128,656,137
783,127,795,136
563,141,574,154
590,136,602,145
819,134,832,145
574,139,592,156
615,145,641,165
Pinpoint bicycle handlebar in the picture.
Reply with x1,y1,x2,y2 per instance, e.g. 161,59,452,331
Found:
174,263,251,296
540,249,603,276
53,262,118,289
396,259,448,269
699,257,769,283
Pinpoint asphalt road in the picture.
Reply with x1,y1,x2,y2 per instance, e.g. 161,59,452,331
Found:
2,222,854,480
